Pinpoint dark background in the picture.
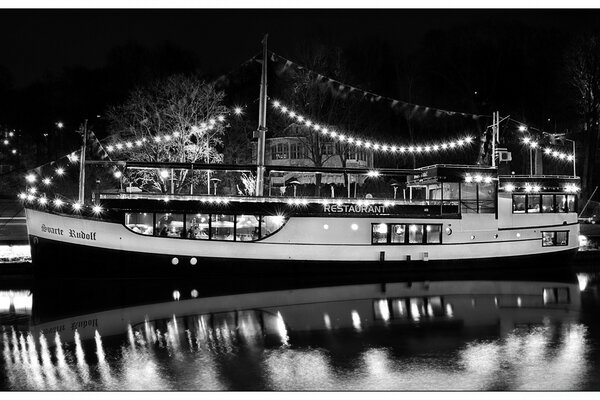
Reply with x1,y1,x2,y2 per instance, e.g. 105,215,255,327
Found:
1,9,600,196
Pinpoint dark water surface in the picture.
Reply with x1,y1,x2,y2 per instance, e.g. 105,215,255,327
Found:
2,267,600,391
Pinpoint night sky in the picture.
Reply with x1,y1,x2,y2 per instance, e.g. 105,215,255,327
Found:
2,9,599,87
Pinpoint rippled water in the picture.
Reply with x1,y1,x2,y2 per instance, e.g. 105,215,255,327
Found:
2,270,600,390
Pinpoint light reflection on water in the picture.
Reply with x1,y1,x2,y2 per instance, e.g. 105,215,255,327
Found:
1,275,599,390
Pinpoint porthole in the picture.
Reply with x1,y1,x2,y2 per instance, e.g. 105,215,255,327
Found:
445,228,452,235
494,234,498,239
516,233,521,238
470,235,475,240
190,257,197,266
323,224,329,230
171,257,179,265
351,223,359,231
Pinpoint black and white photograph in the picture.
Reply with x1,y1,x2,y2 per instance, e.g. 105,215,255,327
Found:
2,2,600,392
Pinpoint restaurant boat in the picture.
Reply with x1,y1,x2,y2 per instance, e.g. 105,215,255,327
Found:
21,42,581,278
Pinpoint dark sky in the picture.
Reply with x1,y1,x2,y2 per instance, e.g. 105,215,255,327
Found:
2,8,600,87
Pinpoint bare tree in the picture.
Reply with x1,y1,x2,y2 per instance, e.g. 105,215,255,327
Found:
106,75,228,194
566,33,600,199
281,44,382,195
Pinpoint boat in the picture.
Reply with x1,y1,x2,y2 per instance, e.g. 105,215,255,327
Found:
21,41,581,278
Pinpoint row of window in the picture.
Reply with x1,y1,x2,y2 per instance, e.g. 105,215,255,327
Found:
512,194,576,214
269,142,369,161
124,212,287,241
542,231,569,247
371,223,443,245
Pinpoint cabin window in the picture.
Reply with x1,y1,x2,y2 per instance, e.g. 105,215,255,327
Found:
556,195,568,213
527,195,541,213
372,223,443,245
155,213,184,238
542,231,569,247
371,223,388,244
426,225,442,244
513,194,577,214
185,213,209,239
460,182,478,213
478,182,496,213
236,215,260,241
408,224,424,244
541,195,555,213
261,215,286,237
512,195,526,213
444,182,460,204
211,214,235,241
125,212,154,235
390,224,406,243
567,195,576,212
124,212,288,241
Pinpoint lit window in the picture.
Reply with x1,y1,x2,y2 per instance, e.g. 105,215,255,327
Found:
155,213,184,238
408,224,424,244
125,212,154,235
426,225,442,244
371,223,388,244
185,213,209,240
391,224,406,243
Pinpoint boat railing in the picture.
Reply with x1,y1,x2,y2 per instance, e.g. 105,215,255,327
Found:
98,191,461,208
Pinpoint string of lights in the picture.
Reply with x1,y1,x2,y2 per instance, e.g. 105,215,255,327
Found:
104,112,235,154
506,117,576,162
272,100,475,156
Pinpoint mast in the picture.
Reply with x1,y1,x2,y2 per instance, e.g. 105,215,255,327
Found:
254,34,268,196
78,120,88,203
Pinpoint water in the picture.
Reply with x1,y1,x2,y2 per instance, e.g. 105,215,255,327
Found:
2,269,600,390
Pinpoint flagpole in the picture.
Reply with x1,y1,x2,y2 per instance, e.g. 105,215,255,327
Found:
78,120,88,203
254,34,268,197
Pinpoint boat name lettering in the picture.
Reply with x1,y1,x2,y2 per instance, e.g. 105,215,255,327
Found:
41,224,64,236
323,204,385,213
68,229,97,241
72,319,98,331
40,325,65,336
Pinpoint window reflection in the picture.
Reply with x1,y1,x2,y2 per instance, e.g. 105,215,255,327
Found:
261,215,286,237
426,225,442,244
156,213,184,237
125,213,154,235
390,224,406,243
211,214,235,241
185,214,209,239
542,195,555,213
124,212,288,241
371,223,388,244
513,195,526,213
236,215,260,241
408,224,424,244
527,195,541,213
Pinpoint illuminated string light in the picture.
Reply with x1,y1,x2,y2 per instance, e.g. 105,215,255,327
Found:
464,174,494,184
92,205,103,214
72,202,82,211
523,138,575,162
42,178,51,185
53,199,64,208
25,174,36,183
272,100,474,156
106,115,227,153
55,167,65,176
